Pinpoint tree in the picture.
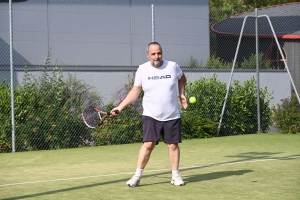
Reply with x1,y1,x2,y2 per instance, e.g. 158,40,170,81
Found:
210,0,297,10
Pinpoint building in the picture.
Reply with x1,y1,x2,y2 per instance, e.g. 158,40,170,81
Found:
0,0,209,69
211,2,300,92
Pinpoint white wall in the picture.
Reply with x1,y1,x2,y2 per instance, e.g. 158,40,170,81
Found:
2,70,290,107
0,0,209,67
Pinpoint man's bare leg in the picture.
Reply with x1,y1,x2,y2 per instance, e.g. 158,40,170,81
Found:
167,143,180,170
126,142,156,187
167,143,184,186
136,141,156,169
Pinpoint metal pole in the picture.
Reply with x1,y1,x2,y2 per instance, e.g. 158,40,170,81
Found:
217,16,250,136
151,4,155,42
255,8,261,132
262,15,300,105
130,0,132,66
9,0,16,152
218,12,300,136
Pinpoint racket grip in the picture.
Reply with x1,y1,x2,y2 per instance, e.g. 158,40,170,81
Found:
113,110,120,114
108,110,119,115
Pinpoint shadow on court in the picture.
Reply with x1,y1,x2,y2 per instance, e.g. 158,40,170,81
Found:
2,179,128,200
2,169,253,200
3,153,300,200
141,169,254,186
226,151,282,160
184,170,253,183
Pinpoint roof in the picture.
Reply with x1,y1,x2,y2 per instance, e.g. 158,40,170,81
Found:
211,2,300,39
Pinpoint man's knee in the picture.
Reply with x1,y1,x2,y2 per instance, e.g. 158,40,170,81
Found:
143,141,156,150
166,143,179,150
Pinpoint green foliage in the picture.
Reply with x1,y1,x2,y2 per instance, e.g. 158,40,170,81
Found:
210,7,246,26
272,93,300,134
15,68,101,151
185,74,227,121
0,80,13,152
222,77,273,135
209,6,249,56
0,68,144,151
210,0,252,10
183,75,273,137
189,53,270,70
182,74,227,138
189,55,232,69
240,53,270,69
0,60,102,152
181,111,218,139
210,0,296,10
189,55,197,69
202,55,232,69
92,105,143,146
91,72,143,146
111,72,143,112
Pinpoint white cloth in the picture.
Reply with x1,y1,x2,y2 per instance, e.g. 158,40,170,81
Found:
134,60,183,121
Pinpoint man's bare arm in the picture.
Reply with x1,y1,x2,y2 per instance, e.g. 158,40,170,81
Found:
178,73,187,109
111,86,142,114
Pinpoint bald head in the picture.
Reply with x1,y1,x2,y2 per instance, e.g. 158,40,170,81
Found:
147,42,163,68
147,42,162,53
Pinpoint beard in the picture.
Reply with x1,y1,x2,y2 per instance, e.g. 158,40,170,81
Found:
151,59,162,68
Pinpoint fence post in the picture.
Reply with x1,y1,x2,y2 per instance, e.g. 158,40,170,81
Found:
255,8,261,132
9,0,16,152
151,4,155,42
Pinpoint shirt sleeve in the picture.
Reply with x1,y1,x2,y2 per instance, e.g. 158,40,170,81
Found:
176,63,183,79
134,66,142,86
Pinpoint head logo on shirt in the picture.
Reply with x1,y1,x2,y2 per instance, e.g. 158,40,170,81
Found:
148,75,171,80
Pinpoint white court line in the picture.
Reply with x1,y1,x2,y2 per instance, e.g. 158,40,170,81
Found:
1,155,299,187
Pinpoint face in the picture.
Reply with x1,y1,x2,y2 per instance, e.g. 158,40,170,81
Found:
147,44,163,68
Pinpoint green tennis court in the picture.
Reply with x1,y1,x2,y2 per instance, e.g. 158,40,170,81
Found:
1,134,299,200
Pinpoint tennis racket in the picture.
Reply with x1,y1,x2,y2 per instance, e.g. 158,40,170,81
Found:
82,106,119,129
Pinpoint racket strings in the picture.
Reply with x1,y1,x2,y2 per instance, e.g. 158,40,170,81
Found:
82,108,100,128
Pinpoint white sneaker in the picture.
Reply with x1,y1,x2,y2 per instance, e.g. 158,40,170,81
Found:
171,175,185,186
126,175,141,187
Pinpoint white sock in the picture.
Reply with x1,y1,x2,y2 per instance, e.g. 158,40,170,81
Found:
135,168,144,177
172,170,180,177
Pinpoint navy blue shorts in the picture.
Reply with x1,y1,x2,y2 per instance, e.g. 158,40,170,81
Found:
141,115,182,145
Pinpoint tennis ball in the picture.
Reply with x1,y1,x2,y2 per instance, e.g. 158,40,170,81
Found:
189,97,196,104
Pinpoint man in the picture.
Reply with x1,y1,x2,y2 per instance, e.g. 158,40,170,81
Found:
111,42,188,187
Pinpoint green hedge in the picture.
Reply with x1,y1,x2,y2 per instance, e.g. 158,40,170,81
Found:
182,74,273,138
0,66,102,152
0,72,274,152
2,68,294,152
272,93,300,134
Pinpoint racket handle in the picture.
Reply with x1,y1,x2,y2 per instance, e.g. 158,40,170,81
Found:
114,110,120,114
108,110,119,115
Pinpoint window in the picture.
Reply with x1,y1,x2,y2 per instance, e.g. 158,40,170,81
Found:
265,45,287,70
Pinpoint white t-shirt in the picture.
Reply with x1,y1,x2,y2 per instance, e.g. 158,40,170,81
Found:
134,60,183,121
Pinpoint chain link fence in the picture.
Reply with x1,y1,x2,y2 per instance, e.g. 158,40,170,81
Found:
1,1,299,152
